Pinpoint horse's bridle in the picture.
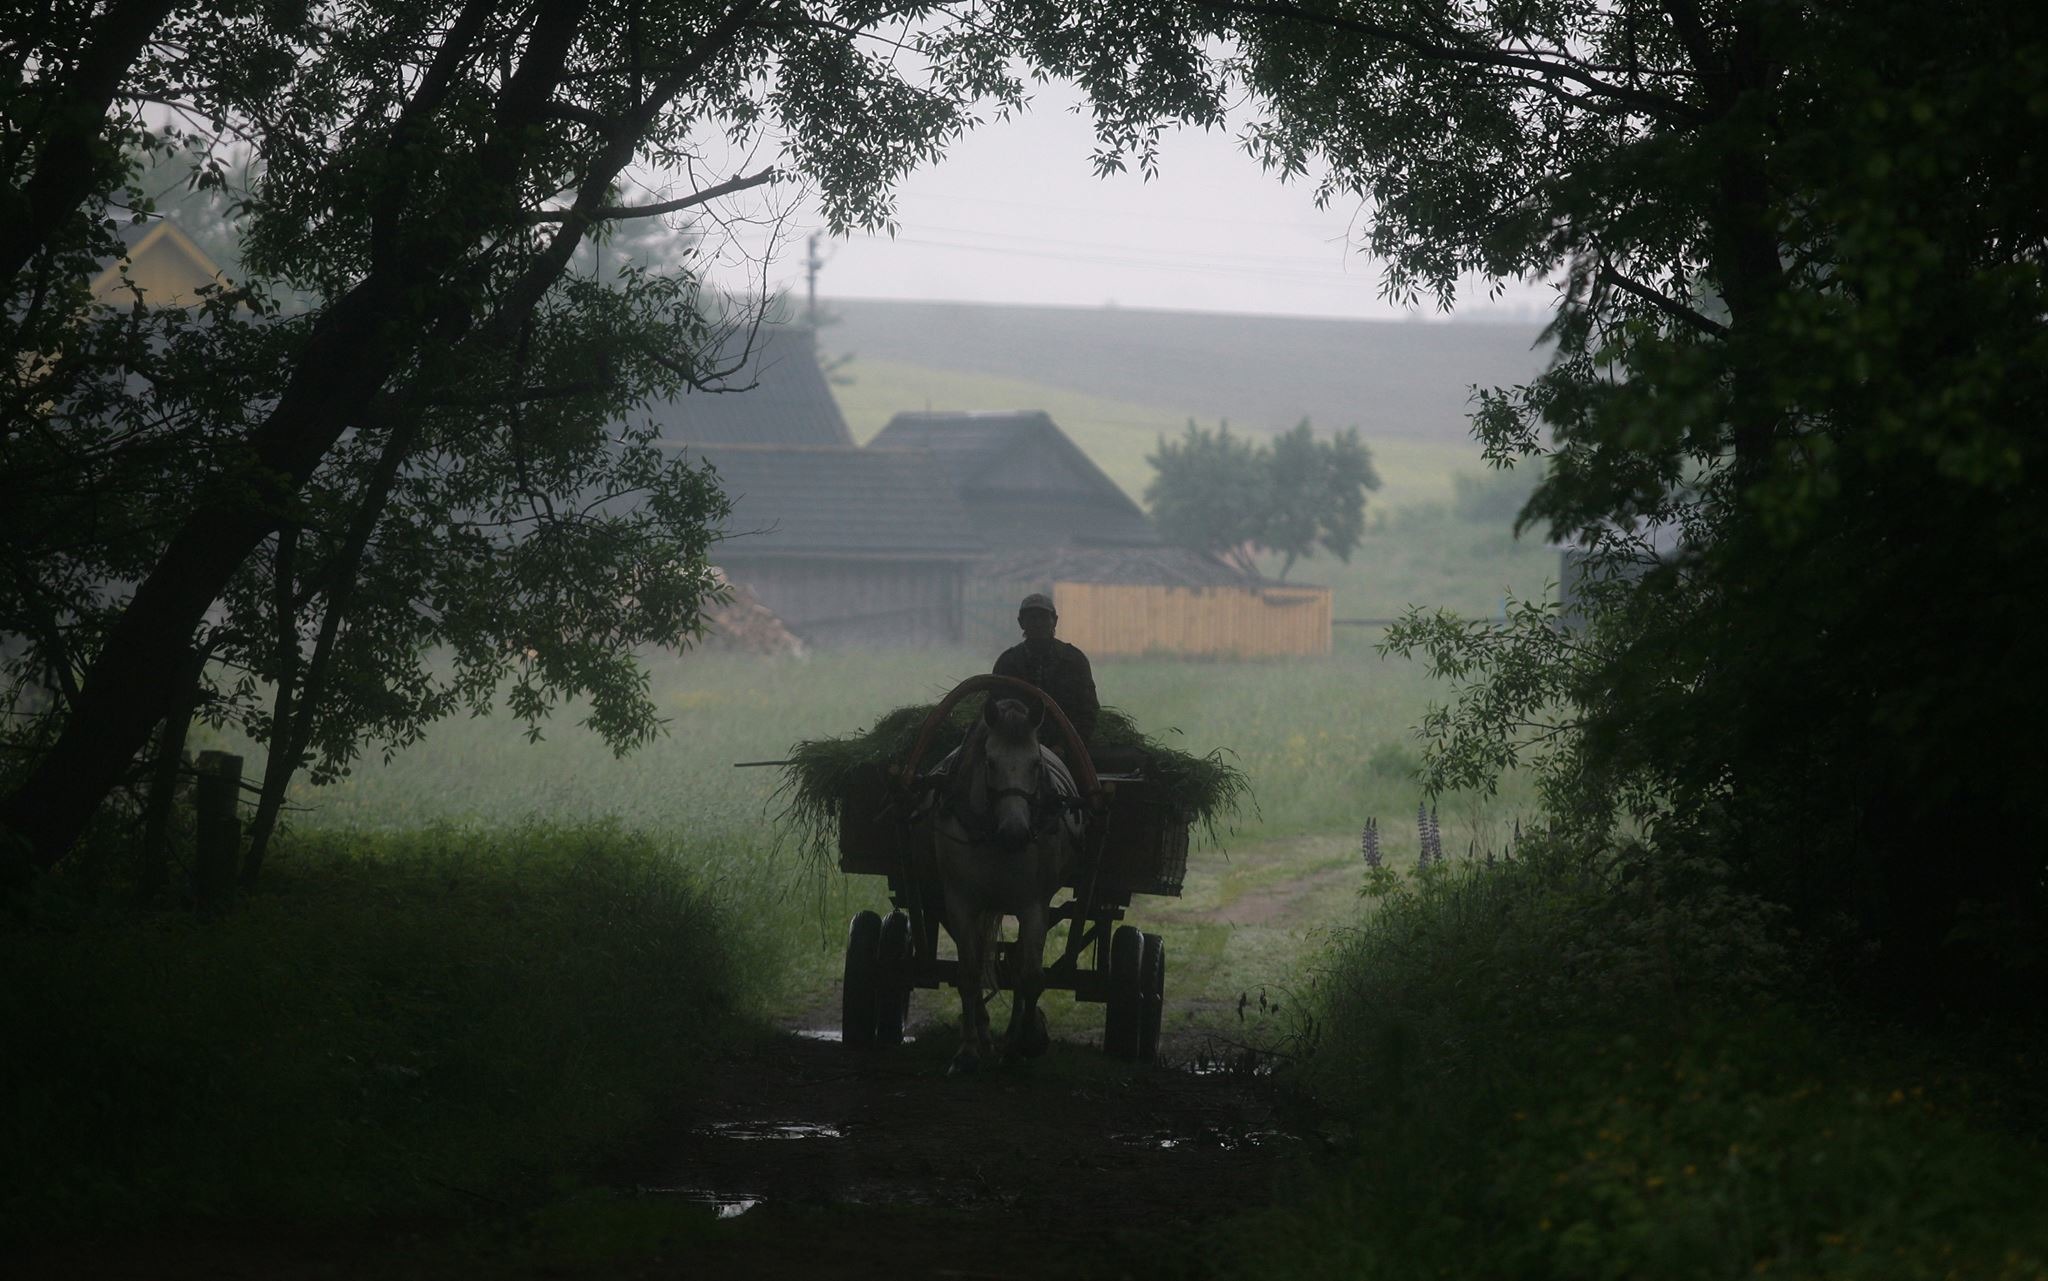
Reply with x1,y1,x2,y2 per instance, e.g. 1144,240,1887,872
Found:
945,753,1075,845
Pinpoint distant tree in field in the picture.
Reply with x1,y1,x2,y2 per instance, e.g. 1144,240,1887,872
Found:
1146,419,1380,579
1262,420,1381,579
1145,421,1269,573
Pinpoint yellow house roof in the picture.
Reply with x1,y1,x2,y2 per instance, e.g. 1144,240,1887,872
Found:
89,219,225,305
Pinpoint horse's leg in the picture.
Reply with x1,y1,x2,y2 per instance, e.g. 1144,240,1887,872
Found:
940,884,986,1074
971,910,1001,1062
1004,897,1053,1061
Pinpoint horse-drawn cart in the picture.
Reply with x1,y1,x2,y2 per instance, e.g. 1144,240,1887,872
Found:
835,675,1192,1062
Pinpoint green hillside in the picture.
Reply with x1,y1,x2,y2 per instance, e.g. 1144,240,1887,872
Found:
824,298,1551,445
832,354,1496,512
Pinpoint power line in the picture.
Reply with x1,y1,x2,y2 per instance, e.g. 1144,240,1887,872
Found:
903,185,1359,234
875,233,1382,288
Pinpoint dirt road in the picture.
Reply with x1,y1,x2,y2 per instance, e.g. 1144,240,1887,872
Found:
593,1027,1306,1279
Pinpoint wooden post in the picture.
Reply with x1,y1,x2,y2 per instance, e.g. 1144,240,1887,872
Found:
193,750,242,910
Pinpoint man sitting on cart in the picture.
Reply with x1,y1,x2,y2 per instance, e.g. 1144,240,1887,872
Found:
991,592,1098,750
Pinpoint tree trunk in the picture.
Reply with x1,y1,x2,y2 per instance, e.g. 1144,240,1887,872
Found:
0,0,746,877
138,643,206,901
0,0,179,289
241,527,298,884
0,280,416,878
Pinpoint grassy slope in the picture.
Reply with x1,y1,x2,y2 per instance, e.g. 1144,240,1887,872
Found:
1,827,772,1244
1225,860,2048,1281
824,298,1550,446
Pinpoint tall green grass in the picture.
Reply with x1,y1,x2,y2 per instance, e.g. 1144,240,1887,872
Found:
268,640,1537,855
0,825,773,1243
1228,856,2048,1280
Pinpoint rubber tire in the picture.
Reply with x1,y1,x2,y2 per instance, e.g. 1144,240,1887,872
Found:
876,910,913,1046
842,910,882,1049
1138,932,1166,1063
1103,924,1144,1060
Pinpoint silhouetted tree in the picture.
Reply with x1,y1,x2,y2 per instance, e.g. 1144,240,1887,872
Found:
0,0,1010,879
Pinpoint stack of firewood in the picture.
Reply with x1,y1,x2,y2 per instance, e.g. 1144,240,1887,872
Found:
697,569,806,657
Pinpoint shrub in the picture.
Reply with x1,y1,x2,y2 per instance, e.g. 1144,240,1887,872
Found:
1241,854,2048,1280
0,824,766,1243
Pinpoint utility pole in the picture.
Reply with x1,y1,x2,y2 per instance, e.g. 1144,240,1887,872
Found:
804,232,822,328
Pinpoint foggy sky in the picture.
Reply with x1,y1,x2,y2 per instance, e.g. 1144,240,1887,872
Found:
694,81,1551,324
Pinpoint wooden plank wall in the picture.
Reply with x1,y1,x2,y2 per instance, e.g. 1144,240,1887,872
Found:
727,559,965,647
1051,581,1332,658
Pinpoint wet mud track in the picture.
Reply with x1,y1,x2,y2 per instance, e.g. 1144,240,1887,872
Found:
601,1030,1307,1278
21,1031,1305,1281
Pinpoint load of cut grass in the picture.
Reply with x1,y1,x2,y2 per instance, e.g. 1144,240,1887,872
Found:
776,702,1251,863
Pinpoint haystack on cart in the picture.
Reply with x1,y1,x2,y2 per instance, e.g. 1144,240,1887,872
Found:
836,675,1191,1061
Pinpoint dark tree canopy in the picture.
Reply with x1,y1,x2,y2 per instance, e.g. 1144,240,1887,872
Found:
938,0,2048,999
0,0,1019,877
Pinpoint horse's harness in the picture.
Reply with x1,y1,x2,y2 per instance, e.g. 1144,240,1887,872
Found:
940,744,1082,848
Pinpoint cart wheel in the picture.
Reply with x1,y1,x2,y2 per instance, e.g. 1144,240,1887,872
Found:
876,910,913,1046
1103,924,1144,1060
842,910,882,1049
1138,933,1166,1063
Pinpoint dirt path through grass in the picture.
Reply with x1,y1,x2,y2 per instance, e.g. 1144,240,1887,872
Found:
25,838,1357,1279
584,1030,1305,1279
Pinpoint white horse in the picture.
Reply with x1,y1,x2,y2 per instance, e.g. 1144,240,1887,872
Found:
931,694,1084,1073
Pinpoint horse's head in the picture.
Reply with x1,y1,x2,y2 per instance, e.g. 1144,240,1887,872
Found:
979,696,1046,851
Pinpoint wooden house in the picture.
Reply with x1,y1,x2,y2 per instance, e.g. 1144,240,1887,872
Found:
643,324,855,448
873,411,1332,658
644,326,982,647
681,444,982,648
868,410,1157,548
90,219,225,305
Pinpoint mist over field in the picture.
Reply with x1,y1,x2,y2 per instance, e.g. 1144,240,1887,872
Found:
824,298,1551,443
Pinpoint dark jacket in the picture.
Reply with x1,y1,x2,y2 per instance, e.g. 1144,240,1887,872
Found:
992,638,1100,744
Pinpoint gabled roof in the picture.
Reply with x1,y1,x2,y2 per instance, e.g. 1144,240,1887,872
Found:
867,410,1155,545
978,545,1261,589
90,218,225,304
682,443,983,561
642,324,854,448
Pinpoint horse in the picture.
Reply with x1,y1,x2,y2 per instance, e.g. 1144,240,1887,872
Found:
931,693,1084,1074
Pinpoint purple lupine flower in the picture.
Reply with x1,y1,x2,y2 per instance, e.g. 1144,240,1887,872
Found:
1416,802,1431,869
1361,817,1382,869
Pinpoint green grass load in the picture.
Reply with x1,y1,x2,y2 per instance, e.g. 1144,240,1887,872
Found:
776,703,1251,863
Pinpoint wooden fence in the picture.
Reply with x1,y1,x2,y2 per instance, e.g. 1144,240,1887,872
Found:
1049,581,1332,658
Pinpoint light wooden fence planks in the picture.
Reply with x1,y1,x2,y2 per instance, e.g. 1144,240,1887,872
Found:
1050,581,1331,658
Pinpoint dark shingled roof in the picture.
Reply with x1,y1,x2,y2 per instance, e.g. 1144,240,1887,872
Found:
867,410,1157,547
977,546,1261,589
683,444,983,561
641,324,854,448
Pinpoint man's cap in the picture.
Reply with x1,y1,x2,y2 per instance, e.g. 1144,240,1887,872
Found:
1018,592,1057,617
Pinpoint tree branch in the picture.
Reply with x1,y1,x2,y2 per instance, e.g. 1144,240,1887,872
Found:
1597,263,1729,338
1209,0,1699,122
523,165,780,224
420,374,616,407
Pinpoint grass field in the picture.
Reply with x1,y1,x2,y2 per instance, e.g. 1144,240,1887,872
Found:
248,635,1539,1046
1,826,767,1243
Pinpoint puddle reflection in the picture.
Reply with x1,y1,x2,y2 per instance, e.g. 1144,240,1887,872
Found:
640,1187,763,1218
1111,1128,1288,1152
700,1120,845,1141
